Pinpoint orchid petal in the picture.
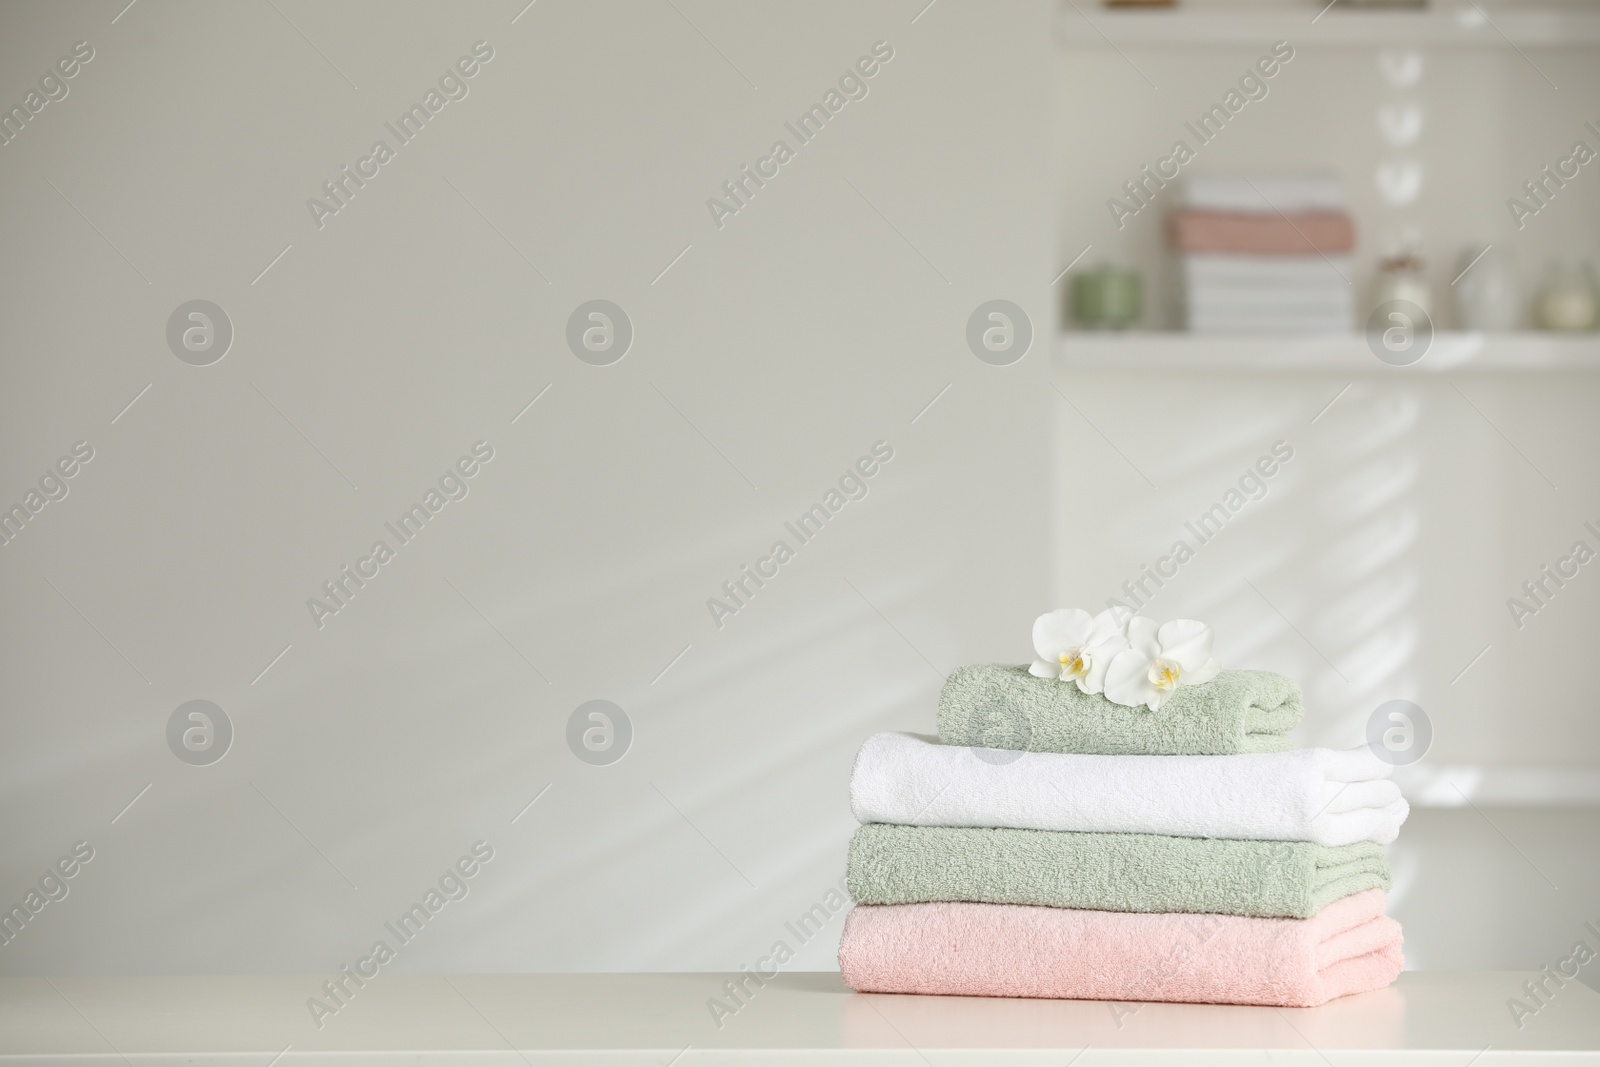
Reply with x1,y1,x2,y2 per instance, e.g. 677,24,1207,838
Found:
1029,658,1062,680
1032,609,1092,661
1125,616,1161,657
1102,648,1156,708
1086,607,1129,644
1182,658,1222,686
1157,619,1215,673
1078,633,1130,694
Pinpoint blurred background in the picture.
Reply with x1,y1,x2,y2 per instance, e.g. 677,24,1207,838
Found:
0,0,1595,985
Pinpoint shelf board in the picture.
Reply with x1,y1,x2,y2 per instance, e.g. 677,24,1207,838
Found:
1396,764,1600,806
1056,4,1600,47
1056,330,1600,371
8,973,1600,1058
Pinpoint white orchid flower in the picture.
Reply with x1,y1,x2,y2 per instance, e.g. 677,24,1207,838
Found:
1028,608,1130,695
1103,617,1223,711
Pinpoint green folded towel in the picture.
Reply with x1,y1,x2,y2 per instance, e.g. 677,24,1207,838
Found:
847,823,1389,919
938,663,1302,756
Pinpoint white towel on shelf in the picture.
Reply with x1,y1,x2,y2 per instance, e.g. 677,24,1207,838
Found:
1183,254,1354,289
1186,292,1353,316
850,732,1409,847
1187,314,1353,333
1180,173,1346,215
1178,253,1354,332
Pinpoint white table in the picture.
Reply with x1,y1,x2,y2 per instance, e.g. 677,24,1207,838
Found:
3,972,1597,1064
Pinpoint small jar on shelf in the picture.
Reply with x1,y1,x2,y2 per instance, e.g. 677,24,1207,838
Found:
1372,254,1431,319
1070,265,1142,331
1535,262,1600,332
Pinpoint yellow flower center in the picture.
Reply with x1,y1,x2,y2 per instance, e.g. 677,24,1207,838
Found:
1058,648,1089,678
1148,658,1181,691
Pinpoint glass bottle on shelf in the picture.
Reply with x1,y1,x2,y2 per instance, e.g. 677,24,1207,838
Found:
1451,245,1521,331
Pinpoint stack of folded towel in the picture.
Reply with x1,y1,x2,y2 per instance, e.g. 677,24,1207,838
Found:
1171,174,1355,334
838,663,1408,1007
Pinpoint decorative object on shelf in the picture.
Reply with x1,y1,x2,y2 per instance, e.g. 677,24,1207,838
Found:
1535,262,1599,332
1372,253,1430,318
1071,264,1142,331
1451,244,1521,331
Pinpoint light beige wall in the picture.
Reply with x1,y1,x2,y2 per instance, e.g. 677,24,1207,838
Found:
0,0,1052,973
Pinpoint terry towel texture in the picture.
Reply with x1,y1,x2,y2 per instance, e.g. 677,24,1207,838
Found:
838,889,1403,1007
847,823,1390,919
937,664,1302,756
850,733,1408,847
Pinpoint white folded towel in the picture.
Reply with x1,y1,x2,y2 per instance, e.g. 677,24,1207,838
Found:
1182,254,1355,288
1180,173,1346,214
850,733,1409,847
1186,293,1354,316
1187,314,1353,334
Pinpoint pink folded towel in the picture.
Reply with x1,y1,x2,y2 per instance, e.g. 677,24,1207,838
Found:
839,889,1402,1007
1170,210,1356,255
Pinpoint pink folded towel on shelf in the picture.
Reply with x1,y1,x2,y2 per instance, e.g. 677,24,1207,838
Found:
839,888,1402,1008
1169,210,1356,255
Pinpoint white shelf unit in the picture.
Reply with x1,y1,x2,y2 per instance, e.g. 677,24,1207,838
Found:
1056,3,1600,47
1056,330,1600,371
